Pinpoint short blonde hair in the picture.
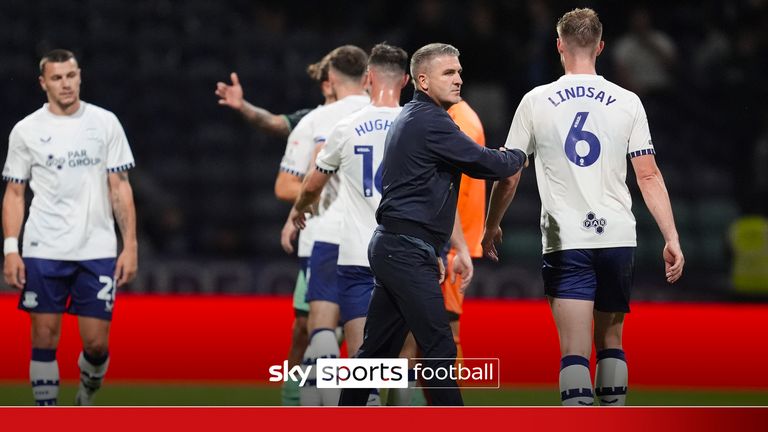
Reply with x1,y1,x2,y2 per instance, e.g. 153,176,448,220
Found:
556,8,602,49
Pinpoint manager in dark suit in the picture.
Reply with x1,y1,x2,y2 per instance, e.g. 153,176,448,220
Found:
339,43,527,406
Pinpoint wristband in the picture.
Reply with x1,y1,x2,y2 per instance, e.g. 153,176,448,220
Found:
4,237,19,255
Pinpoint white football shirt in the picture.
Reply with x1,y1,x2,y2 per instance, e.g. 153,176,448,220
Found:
504,74,655,253
3,102,135,260
300,94,370,245
280,106,322,258
316,104,401,266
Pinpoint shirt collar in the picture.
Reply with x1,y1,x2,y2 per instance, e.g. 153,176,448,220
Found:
413,90,439,106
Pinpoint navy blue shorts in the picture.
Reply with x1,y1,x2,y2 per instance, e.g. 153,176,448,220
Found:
18,258,117,321
306,242,339,304
542,248,635,313
337,265,374,323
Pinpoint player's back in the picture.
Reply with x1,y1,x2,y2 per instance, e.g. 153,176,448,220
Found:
308,95,370,214
307,95,370,246
508,75,655,253
319,104,401,267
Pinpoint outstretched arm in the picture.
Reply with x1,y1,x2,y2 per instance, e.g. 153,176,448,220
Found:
2,182,26,289
428,115,526,180
632,154,684,283
108,171,138,287
482,169,524,262
216,72,290,137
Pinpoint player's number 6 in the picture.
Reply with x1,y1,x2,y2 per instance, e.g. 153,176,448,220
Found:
564,111,601,167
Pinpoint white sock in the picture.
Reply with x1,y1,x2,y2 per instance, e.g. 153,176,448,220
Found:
595,349,628,406
30,348,59,406
559,355,594,406
299,343,321,406
307,328,341,406
78,351,110,395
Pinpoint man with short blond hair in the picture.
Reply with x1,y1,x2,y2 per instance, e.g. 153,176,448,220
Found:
483,8,684,406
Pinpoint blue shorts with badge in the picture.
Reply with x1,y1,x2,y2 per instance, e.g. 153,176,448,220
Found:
542,247,635,313
305,242,339,304
18,258,117,321
337,265,374,323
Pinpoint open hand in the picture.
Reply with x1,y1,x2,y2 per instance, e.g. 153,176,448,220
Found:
215,72,244,111
481,225,503,262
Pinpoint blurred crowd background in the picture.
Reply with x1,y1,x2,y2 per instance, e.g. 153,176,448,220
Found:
1,0,766,301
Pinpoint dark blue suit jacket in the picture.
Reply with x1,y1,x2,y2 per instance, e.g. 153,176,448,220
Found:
376,90,527,253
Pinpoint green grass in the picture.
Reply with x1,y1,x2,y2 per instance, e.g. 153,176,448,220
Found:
2,383,767,406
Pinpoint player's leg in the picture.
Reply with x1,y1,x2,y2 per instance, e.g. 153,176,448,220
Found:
20,258,73,406
543,250,597,406
338,265,381,405
282,314,308,405
70,259,116,406
548,297,595,406
339,231,411,406
593,247,634,406
594,311,627,406
342,316,384,405
304,300,340,405
442,250,465,368
282,258,310,406
76,316,111,406
303,242,341,406
337,265,374,356
389,332,426,406
343,317,364,356
389,235,461,406
29,313,63,406
338,279,409,405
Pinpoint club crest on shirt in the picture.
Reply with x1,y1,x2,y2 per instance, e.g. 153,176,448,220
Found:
22,292,38,309
582,211,607,235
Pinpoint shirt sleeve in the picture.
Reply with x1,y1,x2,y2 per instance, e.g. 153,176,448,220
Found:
106,113,135,172
315,122,345,174
427,113,526,180
503,91,535,155
279,115,315,177
627,97,655,158
282,108,313,133
2,126,32,183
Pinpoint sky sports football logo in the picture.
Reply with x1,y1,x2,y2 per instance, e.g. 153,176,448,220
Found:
268,358,500,389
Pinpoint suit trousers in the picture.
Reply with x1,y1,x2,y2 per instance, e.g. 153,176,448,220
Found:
338,229,462,406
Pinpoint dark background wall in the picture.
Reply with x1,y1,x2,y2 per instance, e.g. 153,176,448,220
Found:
1,0,766,301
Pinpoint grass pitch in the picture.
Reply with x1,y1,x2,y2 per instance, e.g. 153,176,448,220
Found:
1,383,766,406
